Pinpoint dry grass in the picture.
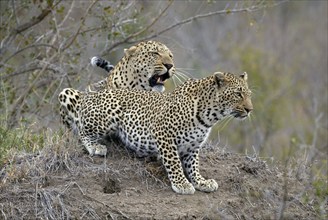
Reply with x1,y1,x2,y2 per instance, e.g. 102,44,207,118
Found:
0,130,326,219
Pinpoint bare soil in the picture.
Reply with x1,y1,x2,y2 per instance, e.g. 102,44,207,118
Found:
0,135,325,219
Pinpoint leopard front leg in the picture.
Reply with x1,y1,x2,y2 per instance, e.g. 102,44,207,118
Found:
79,131,107,156
180,149,218,192
158,141,195,194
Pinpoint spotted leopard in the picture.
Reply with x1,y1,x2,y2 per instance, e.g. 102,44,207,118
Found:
59,41,175,132
58,72,253,194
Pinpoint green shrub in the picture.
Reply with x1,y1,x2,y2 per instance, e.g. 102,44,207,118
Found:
0,120,45,166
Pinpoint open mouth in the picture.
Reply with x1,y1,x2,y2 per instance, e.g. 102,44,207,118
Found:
149,71,170,87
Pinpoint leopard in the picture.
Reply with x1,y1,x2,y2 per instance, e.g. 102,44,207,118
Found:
58,71,253,194
59,41,175,132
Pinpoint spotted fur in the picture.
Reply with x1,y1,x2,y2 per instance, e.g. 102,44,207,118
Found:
58,72,253,194
59,41,175,132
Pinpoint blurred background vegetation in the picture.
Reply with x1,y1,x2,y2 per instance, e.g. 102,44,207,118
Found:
0,0,327,180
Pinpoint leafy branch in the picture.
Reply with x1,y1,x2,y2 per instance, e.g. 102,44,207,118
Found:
104,0,173,53
61,0,99,51
104,1,287,53
1,44,58,67
0,0,62,55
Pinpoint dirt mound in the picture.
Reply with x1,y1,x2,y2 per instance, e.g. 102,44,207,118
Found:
0,136,324,219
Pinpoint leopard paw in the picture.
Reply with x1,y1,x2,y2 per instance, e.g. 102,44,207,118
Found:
94,145,107,156
194,179,218,192
171,181,195,195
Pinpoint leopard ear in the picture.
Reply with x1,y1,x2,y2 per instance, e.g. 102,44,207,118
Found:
124,46,137,57
214,72,227,88
240,72,248,81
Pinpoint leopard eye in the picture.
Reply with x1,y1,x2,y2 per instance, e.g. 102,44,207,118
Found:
149,51,160,56
235,91,243,99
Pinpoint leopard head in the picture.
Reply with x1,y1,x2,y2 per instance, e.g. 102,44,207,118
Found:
214,72,253,119
109,41,175,92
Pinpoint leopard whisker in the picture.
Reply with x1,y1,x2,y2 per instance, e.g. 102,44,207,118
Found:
217,116,234,132
176,71,193,80
176,68,195,79
247,112,256,123
172,74,185,85
172,75,178,87
175,71,189,80
176,72,189,81
174,71,193,85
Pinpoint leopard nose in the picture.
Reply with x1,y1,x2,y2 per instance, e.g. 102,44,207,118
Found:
244,99,253,114
245,107,253,113
164,64,173,70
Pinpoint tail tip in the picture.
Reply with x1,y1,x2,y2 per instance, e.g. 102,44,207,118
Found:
90,56,100,67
